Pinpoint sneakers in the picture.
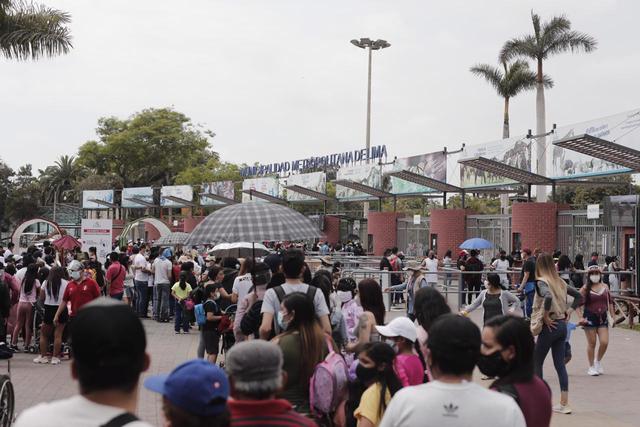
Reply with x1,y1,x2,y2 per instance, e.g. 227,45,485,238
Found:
595,360,604,375
50,357,61,365
175,331,180,334
33,355,49,364
587,366,600,376
553,404,572,414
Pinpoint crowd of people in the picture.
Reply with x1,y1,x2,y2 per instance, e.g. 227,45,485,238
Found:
0,240,626,426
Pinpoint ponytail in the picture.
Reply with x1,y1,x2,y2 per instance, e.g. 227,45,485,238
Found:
414,339,428,383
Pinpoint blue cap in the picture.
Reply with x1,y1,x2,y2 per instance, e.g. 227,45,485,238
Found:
144,359,229,417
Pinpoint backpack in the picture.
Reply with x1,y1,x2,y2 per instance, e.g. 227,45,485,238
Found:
309,335,349,416
273,284,318,305
194,303,207,326
240,299,263,337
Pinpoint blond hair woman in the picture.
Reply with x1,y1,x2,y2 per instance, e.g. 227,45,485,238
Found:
531,253,582,415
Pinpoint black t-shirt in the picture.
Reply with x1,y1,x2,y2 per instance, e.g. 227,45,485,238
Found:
203,300,221,332
520,257,536,283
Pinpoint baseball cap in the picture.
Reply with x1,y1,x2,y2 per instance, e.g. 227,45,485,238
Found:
587,265,601,273
144,359,229,417
375,316,417,342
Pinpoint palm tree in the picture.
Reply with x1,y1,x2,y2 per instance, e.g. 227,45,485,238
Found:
470,60,552,139
38,155,85,205
0,0,72,60
500,11,596,200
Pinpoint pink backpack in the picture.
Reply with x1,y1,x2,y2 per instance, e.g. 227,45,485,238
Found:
309,335,349,416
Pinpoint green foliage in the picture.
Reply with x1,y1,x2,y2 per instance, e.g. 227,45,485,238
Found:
1,162,41,226
175,156,241,185
446,194,502,214
37,154,86,204
470,60,552,99
550,175,637,206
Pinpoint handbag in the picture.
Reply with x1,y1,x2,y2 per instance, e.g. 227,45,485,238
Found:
183,298,195,311
529,292,544,336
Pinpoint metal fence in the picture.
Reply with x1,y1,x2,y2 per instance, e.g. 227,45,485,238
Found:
466,214,512,260
557,210,621,261
396,217,430,257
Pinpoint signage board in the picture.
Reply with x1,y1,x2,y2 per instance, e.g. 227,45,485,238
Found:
82,190,115,209
201,181,235,206
80,219,113,263
160,185,193,207
242,177,280,203
283,172,326,202
121,187,154,208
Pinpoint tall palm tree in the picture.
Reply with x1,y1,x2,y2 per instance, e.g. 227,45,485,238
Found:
470,60,552,139
38,155,85,204
500,11,596,200
0,0,72,60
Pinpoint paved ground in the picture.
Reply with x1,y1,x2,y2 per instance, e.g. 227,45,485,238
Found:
7,297,640,426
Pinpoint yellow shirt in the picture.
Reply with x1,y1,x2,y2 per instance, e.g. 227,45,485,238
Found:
354,382,391,427
171,282,192,300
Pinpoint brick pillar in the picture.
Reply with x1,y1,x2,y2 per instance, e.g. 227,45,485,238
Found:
323,215,340,245
183,216,205,233
430,209,467,257
367,212,403,256
512,202,559,254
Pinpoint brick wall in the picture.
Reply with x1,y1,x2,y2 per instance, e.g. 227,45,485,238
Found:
367,212,404,256
323,215,341,245
430,209,467,258
511,202,559,254
183,217,205,233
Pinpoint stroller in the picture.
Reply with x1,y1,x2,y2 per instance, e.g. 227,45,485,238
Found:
28,301,70,358
217,304,237,368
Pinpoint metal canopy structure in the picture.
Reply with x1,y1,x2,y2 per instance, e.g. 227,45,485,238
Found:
199,193,238,205
88,199,118,209
161,196,196,207
284,185,335,202
123,198,158,208
459,157,553,185
242,189,287,204
553,134,640,172
386,170,462,193
334,180,393,198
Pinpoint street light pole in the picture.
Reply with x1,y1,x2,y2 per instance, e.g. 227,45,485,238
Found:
365,45,372,157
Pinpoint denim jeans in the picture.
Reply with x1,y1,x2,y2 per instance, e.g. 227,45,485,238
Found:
134,280,148,317
534,318,569,392
155,283,171,321
174,303,189,333
197,328,205,358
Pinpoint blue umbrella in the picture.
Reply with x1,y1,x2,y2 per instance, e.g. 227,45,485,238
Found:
459,238,493,250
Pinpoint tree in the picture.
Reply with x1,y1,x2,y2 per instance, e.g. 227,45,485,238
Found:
0,0,72,60
4,163,41,224
551,175,637,206
500,11,596,200
76,108,216,187
470,60,552,138
446,194,503,214
38,154,86,204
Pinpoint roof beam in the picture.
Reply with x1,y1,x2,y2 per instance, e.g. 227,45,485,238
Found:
241,189,287,204
386,170,462,193
553,134,640,172
334,180,393,198
458,156,553,185
284,185,335,202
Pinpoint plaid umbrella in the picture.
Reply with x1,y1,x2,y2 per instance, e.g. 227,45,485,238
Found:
154,232,190,246
185,202,323,245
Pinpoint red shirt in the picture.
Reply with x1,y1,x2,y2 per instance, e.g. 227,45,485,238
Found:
229,398,317,427
63,278,101,317
495,377,551,427
105,261,126,295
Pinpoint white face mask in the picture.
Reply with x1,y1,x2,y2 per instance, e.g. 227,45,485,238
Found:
589,274,601,284
69,270,82,281
337,290,353,303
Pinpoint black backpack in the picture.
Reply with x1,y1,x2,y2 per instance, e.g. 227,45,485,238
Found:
273,284,318,305
240,299,263,338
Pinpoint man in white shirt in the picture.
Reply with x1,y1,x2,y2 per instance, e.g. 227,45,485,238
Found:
152,248,174,322
3,243,14,260
15,299,152,427
131,246,150,318
380,314,525,427
491,250,511,288
421,250,439,287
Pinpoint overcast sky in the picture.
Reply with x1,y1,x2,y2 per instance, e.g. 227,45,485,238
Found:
1,0,639,173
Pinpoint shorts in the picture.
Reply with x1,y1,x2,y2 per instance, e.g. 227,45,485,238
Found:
43,305,68,326
203,330,220,355
583,310,608,328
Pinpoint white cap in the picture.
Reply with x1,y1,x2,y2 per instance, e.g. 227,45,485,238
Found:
375,316,417,342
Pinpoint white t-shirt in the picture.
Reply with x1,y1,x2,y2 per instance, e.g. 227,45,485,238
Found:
232,273,254,302
379,380,525,427
14,395,153,427
132,254,149,282
152,258,172,284
422,257,439,283
261,282,330,333
492,258,510,284
43,279,69,306
3,249,12,259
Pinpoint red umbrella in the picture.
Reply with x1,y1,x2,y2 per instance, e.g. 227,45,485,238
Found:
52,235,81,251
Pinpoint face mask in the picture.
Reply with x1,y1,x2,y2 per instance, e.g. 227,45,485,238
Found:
277,311,290,331
337,290,353,303
500,256,506,260
429,255,434,259
69,270,82,281
589,274,601,284
477,350,510,378
355,363,378,384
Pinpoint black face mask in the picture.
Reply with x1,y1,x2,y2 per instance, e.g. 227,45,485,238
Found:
477,351,510,378
500,256,506,260
355,364,378,385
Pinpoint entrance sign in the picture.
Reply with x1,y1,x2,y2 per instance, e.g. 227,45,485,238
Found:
413,215,421,225
81,219,113,263
587,204,600,220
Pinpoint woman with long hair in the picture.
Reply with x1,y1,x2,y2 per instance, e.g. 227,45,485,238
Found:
532,253,582,415
120,254,135,307
557,255,574,285
346,279,385,353
461,273,520,324
34,266,68,364
413,287,451,382
480,315,552,427
578,265,616,376
231,257,254,304
572,254,585,288
274,292,332,416
354,342,402,427
11,264,41,351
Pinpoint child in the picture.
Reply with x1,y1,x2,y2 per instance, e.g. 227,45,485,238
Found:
564,321,577,364
375,316,424,386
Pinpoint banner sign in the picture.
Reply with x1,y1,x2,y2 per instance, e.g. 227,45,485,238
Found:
80,219,113,263
460,136,531,187
121,187,154,208
240,145,388,177
388,151,447,195
242,177,280,203
160,185,193,207
201,181,235,206
283,172,326,202
336,164,382,201
82,190,115,209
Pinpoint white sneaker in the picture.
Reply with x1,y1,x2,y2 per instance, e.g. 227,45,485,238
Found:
587,366,600,376
33,355,49,364
595,360,604,375
553,404,572,414
50,357,61,365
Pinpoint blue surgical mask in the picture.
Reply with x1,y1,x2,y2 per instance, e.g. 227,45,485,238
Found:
277,311,290,331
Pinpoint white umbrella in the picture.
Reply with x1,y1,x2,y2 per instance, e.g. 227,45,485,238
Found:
210,242,270,258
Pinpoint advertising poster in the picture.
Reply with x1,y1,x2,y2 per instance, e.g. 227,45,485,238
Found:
80,219,113,263
551,108,640,179
160,185,193,207
336,164,382,201
82,190,115,209
121,187,154,208
387,151,447,195
283,172,327,202
201,181,235,206
460,136,531,187
242,177,280,202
